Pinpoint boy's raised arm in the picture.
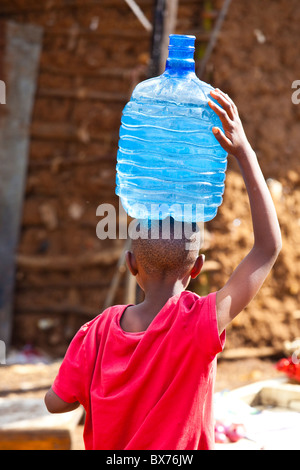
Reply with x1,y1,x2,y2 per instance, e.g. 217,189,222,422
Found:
208,89,282,334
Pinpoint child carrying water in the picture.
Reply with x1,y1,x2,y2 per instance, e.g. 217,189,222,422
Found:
45,89,281,450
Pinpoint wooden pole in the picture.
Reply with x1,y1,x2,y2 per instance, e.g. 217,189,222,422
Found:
124,268,137,305
102,239,131,310
0,22,43,348
148,0,166,77
197,0,232,79
124,0,153,32
148,0,179,77
159,0,179,73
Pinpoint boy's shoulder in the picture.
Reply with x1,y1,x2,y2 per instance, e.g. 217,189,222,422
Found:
76,304,128,337
161,290,216,325
181,289,201,301
180,289,214,308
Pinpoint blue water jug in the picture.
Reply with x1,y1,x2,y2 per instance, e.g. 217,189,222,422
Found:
116,34,227,222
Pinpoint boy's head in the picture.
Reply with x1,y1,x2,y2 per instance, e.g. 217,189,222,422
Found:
126,217,204,288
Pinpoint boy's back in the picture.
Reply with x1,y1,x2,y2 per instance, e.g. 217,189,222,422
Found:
51,291,224,450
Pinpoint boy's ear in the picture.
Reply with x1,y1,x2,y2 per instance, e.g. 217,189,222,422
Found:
190,254,205,279
125,250,138,276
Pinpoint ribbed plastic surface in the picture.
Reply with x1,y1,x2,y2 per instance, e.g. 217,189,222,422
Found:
116,35,227,222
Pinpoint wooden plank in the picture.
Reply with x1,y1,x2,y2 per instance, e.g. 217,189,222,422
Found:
0,397,83,450
45,28,150,39
0,0,154,15
0,21,43,347
0,429,71,451
38,87,129,102
256,383,300,412
30,122,120,143
15,304,100,318
16,247,122,271
0,0,202,16
220,346,281,360
28,154,114,169
40,65,136,78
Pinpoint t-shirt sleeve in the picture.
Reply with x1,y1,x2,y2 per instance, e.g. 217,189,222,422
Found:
52,324,89,407
196,292,226,357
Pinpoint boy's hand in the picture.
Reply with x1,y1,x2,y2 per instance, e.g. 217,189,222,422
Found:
208,89,251,159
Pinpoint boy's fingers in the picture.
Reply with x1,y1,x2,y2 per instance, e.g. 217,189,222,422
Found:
215,88,237,110
210,90,235,120
208,99,232,126
212,127,232,153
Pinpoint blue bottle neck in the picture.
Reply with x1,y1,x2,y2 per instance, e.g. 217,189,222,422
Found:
164,35,196,77
165,57,195,76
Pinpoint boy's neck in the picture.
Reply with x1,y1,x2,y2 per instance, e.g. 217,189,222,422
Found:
142,279,187,311
121,279,188,333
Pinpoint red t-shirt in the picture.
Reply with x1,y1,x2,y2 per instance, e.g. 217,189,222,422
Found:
52,291,225,450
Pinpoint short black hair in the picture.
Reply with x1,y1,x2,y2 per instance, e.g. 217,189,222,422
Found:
130,217,201,278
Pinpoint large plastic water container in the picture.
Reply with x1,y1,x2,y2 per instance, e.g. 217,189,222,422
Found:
116,34,227,222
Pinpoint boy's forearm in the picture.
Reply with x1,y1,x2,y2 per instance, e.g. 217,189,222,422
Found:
234,145,282,256
209,89,282,332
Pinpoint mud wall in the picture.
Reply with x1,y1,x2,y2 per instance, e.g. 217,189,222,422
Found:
0,0,214,356
0,0,298,355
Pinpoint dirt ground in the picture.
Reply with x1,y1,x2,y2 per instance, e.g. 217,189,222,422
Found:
0,356,285,450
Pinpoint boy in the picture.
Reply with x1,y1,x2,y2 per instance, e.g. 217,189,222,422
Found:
45,89,281,450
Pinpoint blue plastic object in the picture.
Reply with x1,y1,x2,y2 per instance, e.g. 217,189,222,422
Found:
116,34,227,222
